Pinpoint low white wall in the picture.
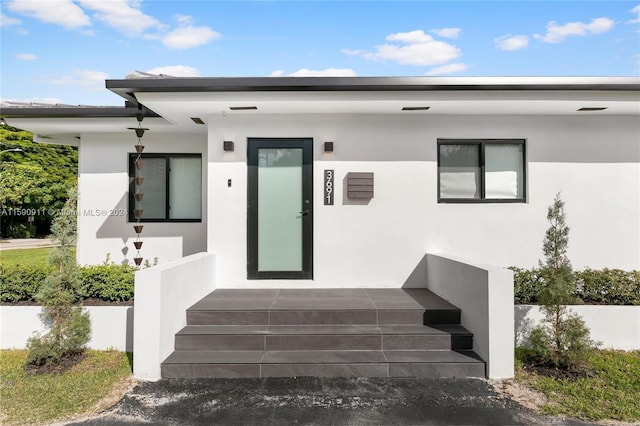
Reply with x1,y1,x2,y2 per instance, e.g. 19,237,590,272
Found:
133,252,216,381
0,306,133,351
516,305,640,350
425,253,514,379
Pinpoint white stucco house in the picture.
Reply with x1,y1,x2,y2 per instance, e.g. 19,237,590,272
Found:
2,76,639,380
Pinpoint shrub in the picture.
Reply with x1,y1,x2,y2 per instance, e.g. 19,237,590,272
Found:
0,263,54,302
511,267,543,304
576,268,640,305
1,263,136,303
79,264,136,301
513,267,640,306
6,223,36,238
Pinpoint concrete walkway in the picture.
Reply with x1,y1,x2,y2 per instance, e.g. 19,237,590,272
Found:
67,377,595,425
0,238,52,251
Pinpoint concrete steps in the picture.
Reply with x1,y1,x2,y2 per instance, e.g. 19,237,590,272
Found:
161,289,485,379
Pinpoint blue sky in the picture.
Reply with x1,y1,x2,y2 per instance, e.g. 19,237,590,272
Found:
1,1,639,106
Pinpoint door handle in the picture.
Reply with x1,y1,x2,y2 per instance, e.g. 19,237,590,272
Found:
299,209,309,216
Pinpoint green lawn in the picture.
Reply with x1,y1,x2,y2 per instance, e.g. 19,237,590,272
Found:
0,350,132,425
516,349,640,422
0,247,75,266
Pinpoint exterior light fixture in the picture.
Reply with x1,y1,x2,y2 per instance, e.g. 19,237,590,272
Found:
577,107,608,111
324,142,334,152
223,141,234,152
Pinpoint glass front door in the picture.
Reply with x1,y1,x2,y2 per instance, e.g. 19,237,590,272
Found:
247,138,313,279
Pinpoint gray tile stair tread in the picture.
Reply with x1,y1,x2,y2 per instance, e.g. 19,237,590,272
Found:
383,350,484,363
428,324,473,335
189,288,461,312
270,297,377,310
163,350,484,366
189,298,276,310
365,289,459,310
203,289,280,299
262,351,388,364
176,324,470,335
277,289,369,298
163,351,264,364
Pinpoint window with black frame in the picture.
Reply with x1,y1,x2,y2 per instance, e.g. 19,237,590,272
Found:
128,153,202,221
437,139,526,203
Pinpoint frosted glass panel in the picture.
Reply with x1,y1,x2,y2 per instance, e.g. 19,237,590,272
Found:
485,144,523,199
169,157,202,219
139,158,166,219
439,144,480,199
258,148,303,272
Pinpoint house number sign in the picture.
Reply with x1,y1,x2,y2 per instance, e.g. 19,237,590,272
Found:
324,169,334,205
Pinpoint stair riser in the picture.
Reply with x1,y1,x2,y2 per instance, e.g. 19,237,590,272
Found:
175,334,458,351
187,310,428,326
423,310,461,325
389,363,485,378
161,362,485,379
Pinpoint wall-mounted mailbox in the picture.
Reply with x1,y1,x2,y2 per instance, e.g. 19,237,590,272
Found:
346,172,374,199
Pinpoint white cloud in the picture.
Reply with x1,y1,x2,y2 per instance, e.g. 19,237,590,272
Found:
386,29,433,44
495,34,529,51
76,0,165,37
348,30,460,66
270,68,357,77
51,69,109,92
16,53,36,60
426,63,469,76
0,12,22,27
534,17,615,43
286,68,357,77
2,97,65,105
7,0,90,29
628,5,640,24
340,48,364,56
175,14,194,26
431,27,461,39
146,65,201,77
359,31,460,66
162,15,220,49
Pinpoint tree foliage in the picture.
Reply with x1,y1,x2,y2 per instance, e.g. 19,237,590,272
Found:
0,125,78,237
25,187,91,367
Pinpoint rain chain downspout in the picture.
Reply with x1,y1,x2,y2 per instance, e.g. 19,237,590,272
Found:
130,105,148,266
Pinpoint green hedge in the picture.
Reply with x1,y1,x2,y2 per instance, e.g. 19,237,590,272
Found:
0,263,136,303
511,267,640,305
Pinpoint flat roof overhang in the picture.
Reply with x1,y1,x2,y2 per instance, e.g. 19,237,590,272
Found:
106,76,640,123
106,76,640,104
2,77,639,141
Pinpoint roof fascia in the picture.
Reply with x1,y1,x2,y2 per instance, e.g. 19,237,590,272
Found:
106,76,640,101
0,106,160,119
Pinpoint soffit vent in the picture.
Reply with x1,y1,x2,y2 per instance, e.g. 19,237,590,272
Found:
190,117,205,124
402,106,430,111
577,107,608,111
229,106,258,111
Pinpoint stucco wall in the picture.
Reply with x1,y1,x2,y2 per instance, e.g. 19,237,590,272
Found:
206,114,639,287
77,132,207,266
1,306,133,351
74,113,639,283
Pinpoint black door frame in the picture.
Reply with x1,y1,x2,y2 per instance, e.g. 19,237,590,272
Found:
247,138,313,279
